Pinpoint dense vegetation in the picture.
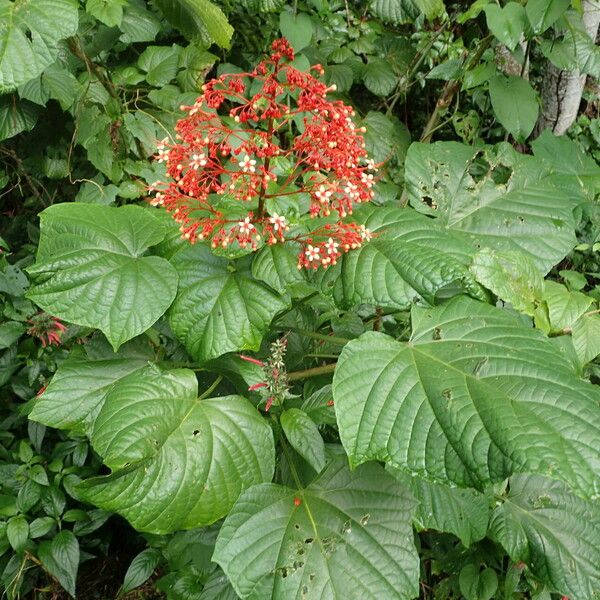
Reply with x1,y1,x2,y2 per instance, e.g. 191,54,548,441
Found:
1,0,599,598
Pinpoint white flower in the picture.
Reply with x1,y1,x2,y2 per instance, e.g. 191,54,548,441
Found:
238,217,255,235
190,153,207,170
359,225,372,241
305,245,320,262
325,237,339,255
239,154,257,173
268,213,287,232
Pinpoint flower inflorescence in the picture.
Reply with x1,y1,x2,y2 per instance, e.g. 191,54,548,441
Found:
149,38,377,268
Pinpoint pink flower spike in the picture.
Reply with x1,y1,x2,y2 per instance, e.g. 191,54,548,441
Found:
248,382,268,391
265,396,274,411
239,354,265,366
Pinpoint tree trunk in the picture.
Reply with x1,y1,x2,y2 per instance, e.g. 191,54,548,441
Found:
535,0,600,137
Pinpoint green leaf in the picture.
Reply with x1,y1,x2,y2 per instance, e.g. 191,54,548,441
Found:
79,367,275,533
415,0,445,19
0,321,25,349
6,515,28,552
41,63,79,110
362,111,411,166
168,244,288,363
459,565,498,600
405,142,576,272
199,569,238,600
0,95,39,141
121,548,162,595
38,531,79,598
325,64,354,93
541,280,592,331
484,3,527,51
279,11,314,52
119,0,161,43
153,0,233,47
488,75,538,140
86,0,126,27
490,474,600,599
540,10,600,76
251,244,308,295
281,409,326,473
572,314,600,366
321,205,485,310
0,0,79,92
526,0,570,33
29,516,55,539
27,203,178,351
370,0,421,24
332,295,600,497
390,469,490,547
30,342,154,435
363,58,398,97
214,457,419,600
138,45,182,87
470,248,543,315
531,130,600,202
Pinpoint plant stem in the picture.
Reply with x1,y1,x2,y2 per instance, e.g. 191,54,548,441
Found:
256,117,274,219
287,363,337,381
199,375,223,400
274,326,349,346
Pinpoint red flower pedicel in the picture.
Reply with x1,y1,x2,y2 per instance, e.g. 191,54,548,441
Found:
149,38,377,269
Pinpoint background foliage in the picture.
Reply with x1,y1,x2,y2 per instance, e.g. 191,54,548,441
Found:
1,0,600,598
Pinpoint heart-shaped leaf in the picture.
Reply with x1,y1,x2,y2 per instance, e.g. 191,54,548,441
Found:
27,203,178,351
79,367,275,533
214,457,419,599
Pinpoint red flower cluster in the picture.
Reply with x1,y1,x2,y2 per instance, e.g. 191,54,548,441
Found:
27,313,66,347
149,38,377,268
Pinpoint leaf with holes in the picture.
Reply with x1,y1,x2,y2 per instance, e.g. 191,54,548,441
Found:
390,469,490,547
214,456,419,600
168,244,288,363
26,203,178,351
78,367,275,533
490,474,600,599
405,142,577,272
332,295,600,496
470,248,544,316
0,0,79,92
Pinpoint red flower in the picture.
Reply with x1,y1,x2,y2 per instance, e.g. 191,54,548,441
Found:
149,38,377,269
27,313,67,348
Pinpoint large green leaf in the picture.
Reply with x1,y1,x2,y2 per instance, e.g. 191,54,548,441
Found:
488,75,539,141
391,469,490,547
484,3,527,51
370,0,421,24
0,95,39,141
490,474,600,599
531,130,600,202
29,339,154,435
332,295,600,497
319,205,485,310
79,367,275,533
405,142,577,272
526,0,570,33
214,457,419,600
153,0,233,47
168,244,288,363
0,0,79,92
27,203,178,351
470,248,543,316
